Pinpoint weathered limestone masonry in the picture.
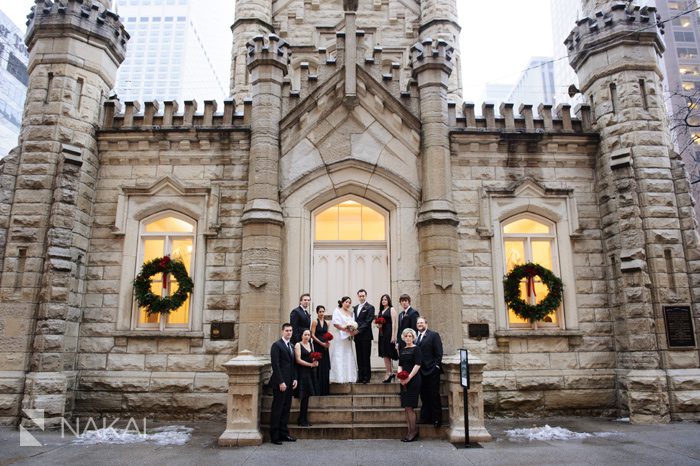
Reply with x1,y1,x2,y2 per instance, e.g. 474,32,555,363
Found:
0,0,127,426
567,1,700,422
238,35,289,355
410,21,463,352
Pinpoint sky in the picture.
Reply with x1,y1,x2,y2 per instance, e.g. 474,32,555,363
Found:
1,0,555,105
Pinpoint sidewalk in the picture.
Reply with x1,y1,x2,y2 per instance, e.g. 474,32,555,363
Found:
1,417,699,466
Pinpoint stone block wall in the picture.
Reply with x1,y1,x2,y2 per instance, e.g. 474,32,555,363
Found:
72,101,249,418
451,104,619,416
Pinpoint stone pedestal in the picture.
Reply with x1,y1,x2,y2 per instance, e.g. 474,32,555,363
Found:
218,351,271,447
443,353,491,443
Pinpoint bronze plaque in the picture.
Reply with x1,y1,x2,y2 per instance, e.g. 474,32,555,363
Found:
664,306,696,348
468,323,489,339
211,322,234,340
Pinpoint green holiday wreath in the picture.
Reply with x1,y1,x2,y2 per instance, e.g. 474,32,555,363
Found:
503,262,563,322
133,255,193,315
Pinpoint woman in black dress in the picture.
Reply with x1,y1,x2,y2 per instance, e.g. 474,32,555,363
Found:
377,294,398,383
310,305,331,396
294,329,319,426
398,328,422,442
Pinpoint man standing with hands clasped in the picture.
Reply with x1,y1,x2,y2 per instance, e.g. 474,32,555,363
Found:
290,293,312,344
269,323,298,445
416,317,443,427
353,289,375,384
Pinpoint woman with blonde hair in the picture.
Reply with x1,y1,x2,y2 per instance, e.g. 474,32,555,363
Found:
397,328,422,442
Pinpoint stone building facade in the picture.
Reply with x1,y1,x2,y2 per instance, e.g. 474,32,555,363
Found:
0,0,699,437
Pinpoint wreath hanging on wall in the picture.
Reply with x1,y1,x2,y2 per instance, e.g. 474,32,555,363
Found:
503,262,563,322
133,255,194,315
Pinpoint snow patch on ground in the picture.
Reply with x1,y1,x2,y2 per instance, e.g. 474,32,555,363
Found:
505,425,619,441
73,425,193,446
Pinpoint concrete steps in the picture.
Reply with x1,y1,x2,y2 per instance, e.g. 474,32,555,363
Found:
261,378,449,440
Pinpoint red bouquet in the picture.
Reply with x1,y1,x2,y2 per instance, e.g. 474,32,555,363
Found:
374,316,386,334
397,370,410,391
323,332,334,342
310,351,322,362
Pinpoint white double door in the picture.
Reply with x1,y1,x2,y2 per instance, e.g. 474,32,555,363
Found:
312,247,389,312
312,246,389,368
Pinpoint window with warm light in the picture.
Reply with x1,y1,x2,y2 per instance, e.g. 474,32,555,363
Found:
136,212,195,329
315,200,386,241
502,214,561,327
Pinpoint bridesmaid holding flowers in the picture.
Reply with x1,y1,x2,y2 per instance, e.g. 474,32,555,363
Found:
294,329,319,426
311,305,332,396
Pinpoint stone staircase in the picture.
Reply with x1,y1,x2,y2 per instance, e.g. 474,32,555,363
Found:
261,376,449,440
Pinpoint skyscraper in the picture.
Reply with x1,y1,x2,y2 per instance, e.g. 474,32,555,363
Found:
0,9,29,157
113,0,233,104
506,56,556,107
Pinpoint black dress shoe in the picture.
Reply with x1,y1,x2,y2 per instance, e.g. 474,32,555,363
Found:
382,374,395,383
433,421,442,428
271,439,283,445
282,435,297,442
297,421,312,427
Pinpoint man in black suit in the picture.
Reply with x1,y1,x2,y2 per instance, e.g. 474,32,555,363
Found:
290,293,311,344
396,294,419,351
416,317,443,427
269,323,298,444
353,288,375,384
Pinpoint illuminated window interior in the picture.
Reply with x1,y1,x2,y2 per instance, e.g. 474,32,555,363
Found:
502,215,559,327
315,200,386,241
138,214,194,327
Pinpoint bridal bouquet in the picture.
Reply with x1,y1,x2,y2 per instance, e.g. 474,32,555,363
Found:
310,351,322,362
374,316,386,334
346,320,358,332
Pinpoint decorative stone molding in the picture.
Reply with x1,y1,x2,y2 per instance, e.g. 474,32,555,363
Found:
494,329,584,351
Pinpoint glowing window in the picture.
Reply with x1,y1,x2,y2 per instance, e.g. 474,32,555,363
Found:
136,213,194,328
315,200,386,241
502,214,560,327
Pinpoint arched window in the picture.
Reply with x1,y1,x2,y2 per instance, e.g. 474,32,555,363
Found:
314,200,386,241
135,212,195,329
502,214,561,327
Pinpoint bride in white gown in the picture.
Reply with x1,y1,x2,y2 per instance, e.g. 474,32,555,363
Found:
329,296,357,384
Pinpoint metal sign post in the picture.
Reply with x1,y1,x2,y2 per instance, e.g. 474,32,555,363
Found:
457,348,480,448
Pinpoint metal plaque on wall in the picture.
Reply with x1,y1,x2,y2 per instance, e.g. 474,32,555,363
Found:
663,306,696,348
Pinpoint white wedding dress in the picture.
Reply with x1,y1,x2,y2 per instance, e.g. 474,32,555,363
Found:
329,308,357,384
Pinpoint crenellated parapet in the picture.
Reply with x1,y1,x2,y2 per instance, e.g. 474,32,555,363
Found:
246,33,291,73
25,0,129,66
410,38,455,84
451,102,594,134
565,2,664,85
101,99,248,131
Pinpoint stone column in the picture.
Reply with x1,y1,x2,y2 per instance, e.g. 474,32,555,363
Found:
567,1,699,422
0,0,127,426
418,0,462,101
410,39,463,356
218,351,270,447
230,0,273,107
237,35,289,356
443,354,491,443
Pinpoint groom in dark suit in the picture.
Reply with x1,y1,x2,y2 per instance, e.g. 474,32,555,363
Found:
269,323,298,444
416,317,443,427
290,293,311,344
396,294,419,351
353,289,375,384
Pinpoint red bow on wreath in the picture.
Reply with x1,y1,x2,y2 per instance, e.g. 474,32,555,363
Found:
159,256,171,289
524,265,537,299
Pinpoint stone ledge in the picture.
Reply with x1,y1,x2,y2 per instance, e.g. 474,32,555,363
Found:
112,331,204,339
495,329,584,350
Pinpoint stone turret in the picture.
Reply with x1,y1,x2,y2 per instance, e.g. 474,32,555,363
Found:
567,0,700,423
230,0,274,108
410,37,463,355
419,0,462,101
0,0,127,426
237,34,290,355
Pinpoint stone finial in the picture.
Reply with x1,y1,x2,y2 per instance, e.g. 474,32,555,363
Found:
343,0,359,12
246,34,290,72
500,103,515,130
519,104,535,131
410,38,455,77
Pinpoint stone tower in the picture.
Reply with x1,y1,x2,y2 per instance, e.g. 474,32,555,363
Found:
0,0,127,426
567,1,700,422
